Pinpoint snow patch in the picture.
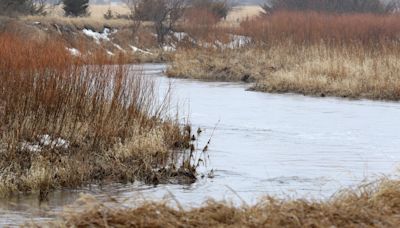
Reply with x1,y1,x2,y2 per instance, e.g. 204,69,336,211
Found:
21,135,70,153
82,28,112,44
113,43,125,52
130,45,153,55
227,35,252,49
66,47,81,56
106,50,115,56
162,45,176,52
173,32,188,42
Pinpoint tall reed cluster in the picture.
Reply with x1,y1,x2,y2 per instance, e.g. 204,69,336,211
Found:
0,34,195,199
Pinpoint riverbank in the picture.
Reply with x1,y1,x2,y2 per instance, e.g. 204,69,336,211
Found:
167,43,400,101
50,179,400,227
0,35,196,199
167,12,400,101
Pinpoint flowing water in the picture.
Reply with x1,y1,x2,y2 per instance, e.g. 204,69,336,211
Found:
1,64,400,226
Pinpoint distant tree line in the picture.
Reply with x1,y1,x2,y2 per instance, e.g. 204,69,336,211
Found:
0,0,46,16
262,0,400,14
0,0,90,17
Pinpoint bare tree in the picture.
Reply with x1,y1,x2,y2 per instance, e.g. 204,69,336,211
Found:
125,0,187,46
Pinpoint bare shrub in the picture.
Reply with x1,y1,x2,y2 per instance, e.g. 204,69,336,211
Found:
183,8,220,41
240,12,400,48
188,0,232,20
126,0,186,45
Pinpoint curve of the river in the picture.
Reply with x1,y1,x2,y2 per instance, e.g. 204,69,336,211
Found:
1,64,400,226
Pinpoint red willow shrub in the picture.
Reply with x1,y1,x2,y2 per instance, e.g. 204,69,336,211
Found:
240,11,400,49
184,8,220,41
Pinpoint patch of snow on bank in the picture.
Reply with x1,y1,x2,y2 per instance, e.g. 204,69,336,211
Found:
82,28,112,44
21,135,70,153
227,35,251,48
106,50,115,56
173,32,188,42
113,43,125,52
163,45,176,52
66,47,81,56
130,45,153,55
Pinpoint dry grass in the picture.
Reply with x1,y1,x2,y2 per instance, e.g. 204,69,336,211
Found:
225,5,264,24
48,179,400,227
167,48,274,82
44,4,131,20
168,12,400,100
254,44,400,100
0,34,197,199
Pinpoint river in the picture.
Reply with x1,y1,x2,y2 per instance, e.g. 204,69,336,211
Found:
1,64,400,226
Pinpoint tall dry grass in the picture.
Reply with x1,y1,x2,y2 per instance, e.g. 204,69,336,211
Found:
0,34,196,199
51,179,400,227
169,12,400,100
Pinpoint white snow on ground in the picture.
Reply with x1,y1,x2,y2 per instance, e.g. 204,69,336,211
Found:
199,35,251,49
21,135,70,153
227,35,252,48
106,50,115,56
82,28,112,44
173,32,188,42
66,47,81,56
162,45,176,52
129,45,153,55
113,43,126,52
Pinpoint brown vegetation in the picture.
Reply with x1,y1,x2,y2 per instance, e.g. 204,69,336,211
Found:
50,179,400,227
168,12,400,100
0,34,197,199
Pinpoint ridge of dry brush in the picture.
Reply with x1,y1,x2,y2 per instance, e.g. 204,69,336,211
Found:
0,34,196,199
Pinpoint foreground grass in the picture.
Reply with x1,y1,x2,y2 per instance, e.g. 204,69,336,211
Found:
49,179,400,227
0,34,196,199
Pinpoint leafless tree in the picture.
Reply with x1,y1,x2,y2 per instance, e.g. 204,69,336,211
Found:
124,0,187,46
